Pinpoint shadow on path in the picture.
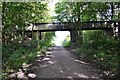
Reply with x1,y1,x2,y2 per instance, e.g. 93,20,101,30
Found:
30,46,102,79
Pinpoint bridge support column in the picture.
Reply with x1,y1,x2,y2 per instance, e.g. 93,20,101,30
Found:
33,31,42,48
77,30,82,47
36,31,39,40
33,31,42,40
103,29,113,36
70,30,78,48
39,31,42,40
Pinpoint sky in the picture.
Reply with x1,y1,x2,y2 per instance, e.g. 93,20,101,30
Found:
27,1,70,46
53,31,70,46
48,0,58,17
48,0,70,46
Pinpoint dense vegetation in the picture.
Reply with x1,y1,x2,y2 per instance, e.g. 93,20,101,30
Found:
1,1,120,79
76,30,120,78
55,2,120,22
55,2,120,47
62,35,70,47
55,2,120,78
2,2,55,79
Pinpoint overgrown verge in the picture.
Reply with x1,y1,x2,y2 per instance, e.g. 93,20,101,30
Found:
2,40,48,79
75,30,120,79
1,2,55,79
2,32,55,80
62,35,70,47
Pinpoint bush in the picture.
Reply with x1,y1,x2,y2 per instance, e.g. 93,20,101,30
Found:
77,30,119,75
62,41,70,47
2,39,49,79
62,35,70,47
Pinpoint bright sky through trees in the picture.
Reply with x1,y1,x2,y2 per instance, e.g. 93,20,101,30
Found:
53,31,70,46
48,0,70,46
48,0,58,17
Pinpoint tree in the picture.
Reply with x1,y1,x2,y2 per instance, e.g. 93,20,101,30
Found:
2,2,55,79
55,2,119,47
2,2,50,44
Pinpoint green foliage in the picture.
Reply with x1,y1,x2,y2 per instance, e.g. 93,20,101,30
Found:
55,2,80,22
62,36,70,47
62,41,70,47
2,2,50,44
2,32,55,79
2,39,50,79
42,32,55,47
2,2,55,79
55,2,119,22
3,43,33,69
77,30,120,75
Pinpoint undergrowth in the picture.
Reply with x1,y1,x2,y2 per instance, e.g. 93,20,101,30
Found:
76,30,120,78
2,40,48,79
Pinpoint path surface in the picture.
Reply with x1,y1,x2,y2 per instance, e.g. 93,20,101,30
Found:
31,47,102,79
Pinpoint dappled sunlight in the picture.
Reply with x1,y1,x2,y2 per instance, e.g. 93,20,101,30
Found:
77,73,89,78
9,68,37,79
39,64,48,68
36,59,41,62
46,54,54,58
73,72,99,79
3,1,120,79
103,70,116,77
34,49,54,65
67,76,73,79
37,51,41,55
59,70,64,73
37,54,41,57
46,51,53,55
47,61,54,65
74,59,89,65
47,47,53,51
28,73,36,78
22,63,30,69
24,46,102,79
16,69,26,79
42,58,50,61
90,76,100,79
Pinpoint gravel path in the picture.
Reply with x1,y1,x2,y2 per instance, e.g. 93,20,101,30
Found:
31,47,102,79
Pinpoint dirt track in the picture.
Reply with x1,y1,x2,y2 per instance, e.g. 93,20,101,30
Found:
31,47,102,79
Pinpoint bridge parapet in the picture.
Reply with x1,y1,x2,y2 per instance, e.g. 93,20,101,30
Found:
80,21,113,28
28,21,118,31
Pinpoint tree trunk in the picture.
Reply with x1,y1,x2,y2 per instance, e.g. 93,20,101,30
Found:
31,23,34,45
76,2,82,47
2,2,5,43
116,21,120,79
118,22,120,38
111,2,114,20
